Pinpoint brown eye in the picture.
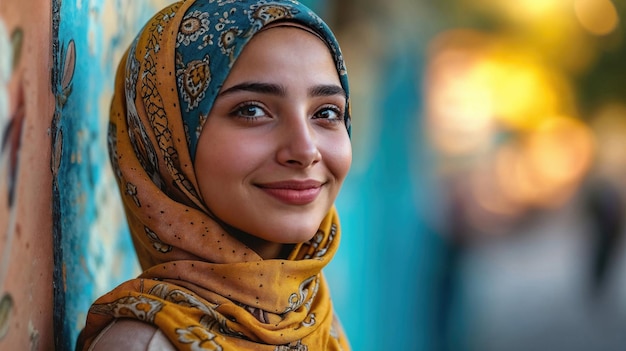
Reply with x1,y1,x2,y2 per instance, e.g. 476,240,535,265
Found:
314,106,343,121
240,105,262,117
230,103,267,120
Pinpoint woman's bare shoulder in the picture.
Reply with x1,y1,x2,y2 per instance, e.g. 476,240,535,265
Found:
88,318,176,351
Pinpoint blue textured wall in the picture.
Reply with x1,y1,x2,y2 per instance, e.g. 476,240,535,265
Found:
51,1,172,349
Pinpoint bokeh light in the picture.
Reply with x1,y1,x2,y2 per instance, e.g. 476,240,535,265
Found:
574,0,619,36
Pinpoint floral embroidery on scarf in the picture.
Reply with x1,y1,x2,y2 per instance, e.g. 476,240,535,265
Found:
142,5,201,201
214,8,237,31
196,113,208,140
218,27,242,62
150,284,218,311
275,340,308,351
177,55,211,111
198,33,215,50
214,0,239,6
145,226,173,253
184,121,192,148
244,306,270,324
301,313,315,328
329,316,340,340
90,296,164,322
284,276,316,314
199,313,246,339
149,284,246,339
302,223,337,259
125,182,141,207
177,326,223,351
178,10,211,47
107,122,122,181
124,39,166,191
126,105,164,190
247,3,297,32
124,38,140,101
302,274,319,312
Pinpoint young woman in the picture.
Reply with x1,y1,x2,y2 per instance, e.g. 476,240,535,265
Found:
77,0,352,350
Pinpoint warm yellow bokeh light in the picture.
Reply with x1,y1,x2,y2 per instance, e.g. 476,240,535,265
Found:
474,58,565,131
492,116,594,209
421,0,621,231
425,42,497,156
425,31,575,158
515,0,568,19
526,116,595,186
574,0,619,36
468,0,569,21
424,19,601,221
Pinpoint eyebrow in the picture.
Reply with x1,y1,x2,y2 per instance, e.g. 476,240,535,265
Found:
218,82,346,99
309,84,346,99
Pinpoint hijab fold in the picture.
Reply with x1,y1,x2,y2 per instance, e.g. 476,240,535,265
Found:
79,0,351,350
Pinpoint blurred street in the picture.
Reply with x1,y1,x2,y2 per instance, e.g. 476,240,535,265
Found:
457,191,626,350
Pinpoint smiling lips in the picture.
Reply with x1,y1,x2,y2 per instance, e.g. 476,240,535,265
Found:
256,180,323,205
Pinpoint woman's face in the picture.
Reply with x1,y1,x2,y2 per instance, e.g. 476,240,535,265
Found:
194,26,351,256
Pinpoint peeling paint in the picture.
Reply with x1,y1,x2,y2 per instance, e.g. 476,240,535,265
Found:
28,320,39,351
0,293,13,339
0,18,20,295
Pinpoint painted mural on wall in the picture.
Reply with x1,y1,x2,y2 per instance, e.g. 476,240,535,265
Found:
0,0,56,348
0,17,22,343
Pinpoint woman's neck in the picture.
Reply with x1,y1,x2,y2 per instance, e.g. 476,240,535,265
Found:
226,225,294,259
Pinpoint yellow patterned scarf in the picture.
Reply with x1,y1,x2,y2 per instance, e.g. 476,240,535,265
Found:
78,0,351,350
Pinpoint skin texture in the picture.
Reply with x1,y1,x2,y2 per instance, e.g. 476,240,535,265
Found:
193,27,352,259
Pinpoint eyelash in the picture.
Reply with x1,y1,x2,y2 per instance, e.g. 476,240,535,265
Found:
229,102,268,121
228,102,345,123
313,105,345,123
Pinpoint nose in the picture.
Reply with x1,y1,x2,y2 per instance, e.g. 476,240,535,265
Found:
276,117,321,168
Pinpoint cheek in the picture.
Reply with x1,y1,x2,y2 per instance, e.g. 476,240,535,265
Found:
322,134,352,182
200,134,271,179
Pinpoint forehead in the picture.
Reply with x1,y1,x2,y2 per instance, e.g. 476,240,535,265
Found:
225,26,340,83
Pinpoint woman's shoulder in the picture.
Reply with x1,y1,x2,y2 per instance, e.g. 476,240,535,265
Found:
87,318,176,351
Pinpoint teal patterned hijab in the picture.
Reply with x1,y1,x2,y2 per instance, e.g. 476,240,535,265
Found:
174,0,351,160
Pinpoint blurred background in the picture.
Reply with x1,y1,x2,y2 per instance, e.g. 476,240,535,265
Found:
323,0,626,350
2,0,626,350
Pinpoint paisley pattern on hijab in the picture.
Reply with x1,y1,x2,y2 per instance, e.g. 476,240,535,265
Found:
77,0,351,350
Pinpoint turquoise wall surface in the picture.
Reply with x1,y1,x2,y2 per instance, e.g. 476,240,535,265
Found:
329,38,445,351
52,1,172,349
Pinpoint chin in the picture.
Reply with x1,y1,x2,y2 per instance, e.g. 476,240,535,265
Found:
258,223,321,244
